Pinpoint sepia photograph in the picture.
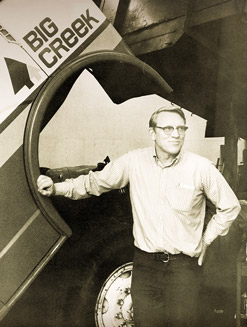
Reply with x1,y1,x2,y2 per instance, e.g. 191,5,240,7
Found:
0,1,247,326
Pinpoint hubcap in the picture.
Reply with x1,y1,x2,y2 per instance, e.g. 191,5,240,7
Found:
95,262,134,327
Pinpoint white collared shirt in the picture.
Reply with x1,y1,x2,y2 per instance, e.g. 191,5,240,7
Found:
55,147,241,257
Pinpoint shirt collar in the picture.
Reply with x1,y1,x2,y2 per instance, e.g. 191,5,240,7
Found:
152,147,182,168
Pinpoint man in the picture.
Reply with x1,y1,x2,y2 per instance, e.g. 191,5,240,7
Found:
37,105,240,327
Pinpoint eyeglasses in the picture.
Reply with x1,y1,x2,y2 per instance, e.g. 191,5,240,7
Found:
155,125,188,135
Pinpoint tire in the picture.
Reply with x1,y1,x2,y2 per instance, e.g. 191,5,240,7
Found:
58,226,135,327
51,190,135,327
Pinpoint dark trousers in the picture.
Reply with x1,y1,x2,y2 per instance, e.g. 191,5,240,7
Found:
131,247,203,327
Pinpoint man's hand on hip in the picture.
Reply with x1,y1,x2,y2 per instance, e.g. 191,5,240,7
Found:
198,241,208,266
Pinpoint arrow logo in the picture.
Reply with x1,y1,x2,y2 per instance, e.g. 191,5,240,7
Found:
4,57,35,94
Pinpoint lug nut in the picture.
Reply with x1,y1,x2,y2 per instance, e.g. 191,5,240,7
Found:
117,299,124,306
125,287,131,294
115,312,123,319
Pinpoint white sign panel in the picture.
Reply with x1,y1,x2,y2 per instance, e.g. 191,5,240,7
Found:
0,0,106,74
0,0,106,125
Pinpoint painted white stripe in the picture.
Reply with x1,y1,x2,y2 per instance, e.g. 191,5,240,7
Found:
0,104,30,168
0,209,40,259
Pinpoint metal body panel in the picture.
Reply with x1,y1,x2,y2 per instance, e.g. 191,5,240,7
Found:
0,0,131,320
0,209,59,303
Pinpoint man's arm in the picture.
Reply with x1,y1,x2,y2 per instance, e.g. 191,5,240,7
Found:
198,162,241,265
37,152,130,199
37,174,91,199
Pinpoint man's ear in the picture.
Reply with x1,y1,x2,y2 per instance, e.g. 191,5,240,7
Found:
149,128,156,141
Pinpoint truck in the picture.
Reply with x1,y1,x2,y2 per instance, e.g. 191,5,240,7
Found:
2,1,246,326
0,1,172,326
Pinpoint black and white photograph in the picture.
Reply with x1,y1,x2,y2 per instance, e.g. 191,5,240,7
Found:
1,1,247,326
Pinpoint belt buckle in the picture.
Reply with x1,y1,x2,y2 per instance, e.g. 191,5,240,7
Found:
162,251,169,263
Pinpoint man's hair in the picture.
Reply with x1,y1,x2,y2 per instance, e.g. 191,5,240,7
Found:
149,106,186,128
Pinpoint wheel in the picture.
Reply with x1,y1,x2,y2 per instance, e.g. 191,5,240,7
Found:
60,222,135,327
95,262,134,327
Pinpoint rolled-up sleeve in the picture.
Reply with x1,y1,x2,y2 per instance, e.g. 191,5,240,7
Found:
202,163,241,245
54,152,130,200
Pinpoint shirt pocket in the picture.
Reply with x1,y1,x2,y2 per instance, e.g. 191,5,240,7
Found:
167,183,195,212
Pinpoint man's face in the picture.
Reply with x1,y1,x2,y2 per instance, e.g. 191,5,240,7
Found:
149,112,186,156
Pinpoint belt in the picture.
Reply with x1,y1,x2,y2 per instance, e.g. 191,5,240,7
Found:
135,246,189,263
